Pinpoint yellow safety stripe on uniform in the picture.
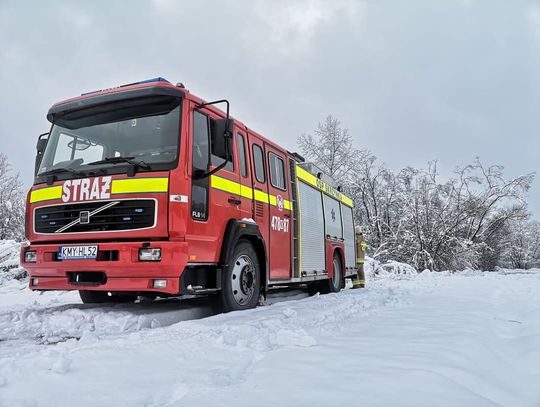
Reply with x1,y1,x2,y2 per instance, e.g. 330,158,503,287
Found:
111,177,168,194
296,165,354,207
356,259,365,264
210,174,292,210
29,186,62,203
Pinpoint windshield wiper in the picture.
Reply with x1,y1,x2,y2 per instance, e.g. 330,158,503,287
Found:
39,167,87,177
87,156,152,176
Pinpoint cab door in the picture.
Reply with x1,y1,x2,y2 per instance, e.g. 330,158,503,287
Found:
236,129,253,220
247,135,269,241
265,144,292,280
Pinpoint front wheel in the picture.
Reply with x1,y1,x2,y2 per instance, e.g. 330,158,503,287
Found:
216,241,261,313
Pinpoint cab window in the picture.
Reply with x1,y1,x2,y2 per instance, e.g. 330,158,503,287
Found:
252,144,265,183
269,152,286,190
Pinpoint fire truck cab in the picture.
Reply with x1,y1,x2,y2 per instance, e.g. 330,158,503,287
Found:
21,78,358,312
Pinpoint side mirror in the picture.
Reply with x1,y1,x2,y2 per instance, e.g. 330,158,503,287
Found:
35,133,49,176
211,118,233,161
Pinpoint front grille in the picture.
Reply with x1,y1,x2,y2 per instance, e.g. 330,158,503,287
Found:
35,200,156,233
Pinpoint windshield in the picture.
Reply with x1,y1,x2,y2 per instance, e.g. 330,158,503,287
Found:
37,98,181,177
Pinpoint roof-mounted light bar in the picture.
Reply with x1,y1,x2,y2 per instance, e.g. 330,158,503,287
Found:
81,77,171,96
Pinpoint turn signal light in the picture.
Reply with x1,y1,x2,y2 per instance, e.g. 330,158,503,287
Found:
138,248,161,261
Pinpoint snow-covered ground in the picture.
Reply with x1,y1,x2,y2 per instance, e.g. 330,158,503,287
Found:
0,268,539,406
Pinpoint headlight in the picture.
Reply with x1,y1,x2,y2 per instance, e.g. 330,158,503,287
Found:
25,251,37,263
138,248,161,261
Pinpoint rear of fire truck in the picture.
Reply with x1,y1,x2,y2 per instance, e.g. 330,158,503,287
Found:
21,78,192,303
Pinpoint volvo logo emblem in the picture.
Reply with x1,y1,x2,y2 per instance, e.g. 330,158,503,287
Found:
79,211,90,224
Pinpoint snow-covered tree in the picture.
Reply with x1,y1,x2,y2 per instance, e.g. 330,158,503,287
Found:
0,153,25,241
500,219,540,269
298,117,536,271
298,115,362,182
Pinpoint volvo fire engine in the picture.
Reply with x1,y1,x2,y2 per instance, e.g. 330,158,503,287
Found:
21,78,361,312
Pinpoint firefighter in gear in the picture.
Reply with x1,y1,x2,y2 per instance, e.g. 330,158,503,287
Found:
352,225,367,289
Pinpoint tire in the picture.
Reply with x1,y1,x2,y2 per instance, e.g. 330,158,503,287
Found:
327,254,343,293
216,240,261,313
79,290,137,304
307,253,343,296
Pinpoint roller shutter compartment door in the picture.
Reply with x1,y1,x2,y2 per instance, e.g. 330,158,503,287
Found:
341,204,356,269
298,181,326,273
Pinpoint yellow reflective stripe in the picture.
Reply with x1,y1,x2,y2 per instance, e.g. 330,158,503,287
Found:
111,177,168,194
254,189,269,203
211,175,241,195
240,185,253,199
356,259,365,264
296,166,318,188
296,165,354,207
30,186,62,203
210,175,291,210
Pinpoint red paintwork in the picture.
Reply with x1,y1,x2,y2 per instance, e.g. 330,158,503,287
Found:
27,172,171,244
325,238,345,280
23,80,344,296
23,241,186,294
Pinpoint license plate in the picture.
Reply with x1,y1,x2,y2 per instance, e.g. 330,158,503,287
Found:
58,245,98,260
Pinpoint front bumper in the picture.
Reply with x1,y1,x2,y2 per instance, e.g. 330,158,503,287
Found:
21,241,188,295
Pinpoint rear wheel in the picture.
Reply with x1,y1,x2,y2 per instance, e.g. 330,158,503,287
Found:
79,290,137,304
307,253,343,295
216,240,261,313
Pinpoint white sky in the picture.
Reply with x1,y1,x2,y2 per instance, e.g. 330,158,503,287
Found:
1,0,538,216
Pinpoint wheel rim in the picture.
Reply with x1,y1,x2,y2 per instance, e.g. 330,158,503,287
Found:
332,258,341,289
231,254,256,306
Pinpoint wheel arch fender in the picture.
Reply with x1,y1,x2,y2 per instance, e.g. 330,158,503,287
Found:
333,246,346,277
220,219,268,293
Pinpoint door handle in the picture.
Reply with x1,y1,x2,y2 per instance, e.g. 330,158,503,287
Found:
228,198,241,205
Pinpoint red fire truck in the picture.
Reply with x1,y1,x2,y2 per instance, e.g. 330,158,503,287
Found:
21,78,359,312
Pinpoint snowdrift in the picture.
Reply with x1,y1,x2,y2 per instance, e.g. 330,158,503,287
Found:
0,240,26,283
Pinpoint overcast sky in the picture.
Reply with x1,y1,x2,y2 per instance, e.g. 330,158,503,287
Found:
1,0,539,216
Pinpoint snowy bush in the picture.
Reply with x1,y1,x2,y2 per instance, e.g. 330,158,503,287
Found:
0,152,25,241
364,256,419,280
500,219,540,269
0,240,27,282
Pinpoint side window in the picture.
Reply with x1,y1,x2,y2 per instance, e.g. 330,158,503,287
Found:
192,111,209,171
269,152,286,190
210,118,233,171
237,134,247,177
191,110,209,221
252,144,265,183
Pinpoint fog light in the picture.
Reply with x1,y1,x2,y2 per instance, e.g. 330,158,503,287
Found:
139,248,161,261
153,279,167,289
25,251,37,263
31,277,39,286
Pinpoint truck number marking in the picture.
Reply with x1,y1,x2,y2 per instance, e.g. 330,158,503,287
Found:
271,216,289,233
